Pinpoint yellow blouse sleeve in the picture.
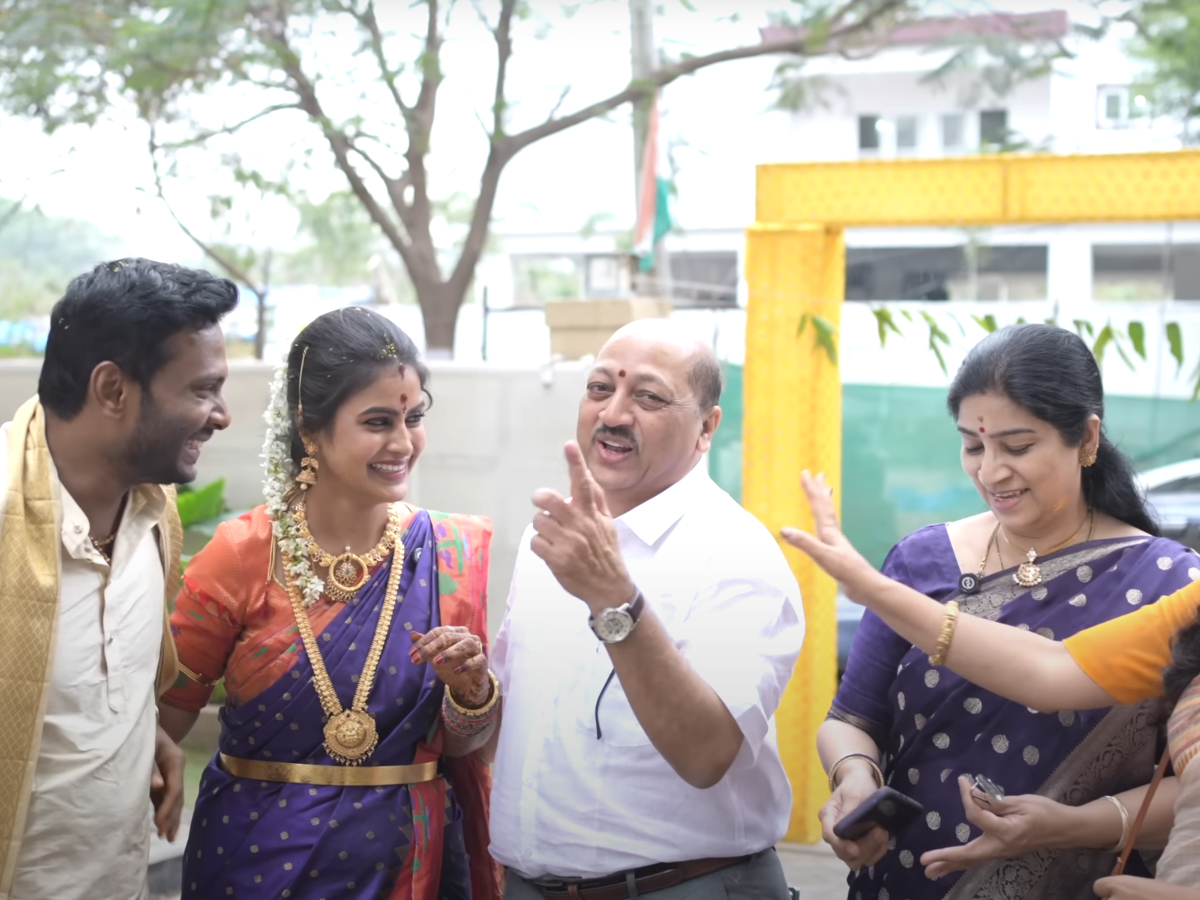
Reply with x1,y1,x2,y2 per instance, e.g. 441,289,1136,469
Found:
1063,578,1200,704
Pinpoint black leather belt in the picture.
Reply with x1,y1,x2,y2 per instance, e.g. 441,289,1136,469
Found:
527,855,752,900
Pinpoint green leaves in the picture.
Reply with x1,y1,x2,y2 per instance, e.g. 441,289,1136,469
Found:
872,307,902,347
795,312,839,365
176,478,226,529
1167,321,1185,371
920,310,952,375
1128,320,1147,360
971,314,998,333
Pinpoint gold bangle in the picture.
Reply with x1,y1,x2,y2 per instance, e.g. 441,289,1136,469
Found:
827,753,884,793
177,661,218,687
928,600,961,667
446,670,501,717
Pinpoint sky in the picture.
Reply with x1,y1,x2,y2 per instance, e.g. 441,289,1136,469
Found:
0,1,798,265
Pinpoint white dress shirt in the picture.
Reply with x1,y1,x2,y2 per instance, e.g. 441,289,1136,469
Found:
490,461,804,878
7,424,165,900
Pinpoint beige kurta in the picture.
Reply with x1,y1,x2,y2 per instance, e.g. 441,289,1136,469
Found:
0,398,181,900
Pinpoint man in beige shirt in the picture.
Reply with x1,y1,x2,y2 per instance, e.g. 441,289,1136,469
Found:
0,258,237,900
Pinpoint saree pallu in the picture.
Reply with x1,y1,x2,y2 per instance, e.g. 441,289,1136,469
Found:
832,527,1198,900
164,506,498,900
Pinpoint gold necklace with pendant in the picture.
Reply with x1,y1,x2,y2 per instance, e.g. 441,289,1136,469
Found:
292,500,403,602
1003,509,1094,589
281,540,405,765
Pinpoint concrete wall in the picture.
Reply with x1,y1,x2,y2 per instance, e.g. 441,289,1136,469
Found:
0,359,589,639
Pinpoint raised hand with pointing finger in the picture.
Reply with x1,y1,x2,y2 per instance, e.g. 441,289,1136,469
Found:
530,440,637,615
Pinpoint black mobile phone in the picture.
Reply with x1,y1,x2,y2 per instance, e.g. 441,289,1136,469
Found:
832,786,925,841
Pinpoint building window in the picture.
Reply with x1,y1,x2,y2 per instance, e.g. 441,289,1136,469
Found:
858,115,882,151
668,251,738,306
941,114,964,152
585,255,628,297
896,116,919,153
1096,85,1152,128
980,110,1008,147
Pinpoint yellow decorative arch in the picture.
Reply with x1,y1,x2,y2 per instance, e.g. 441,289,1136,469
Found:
745,149,1200,842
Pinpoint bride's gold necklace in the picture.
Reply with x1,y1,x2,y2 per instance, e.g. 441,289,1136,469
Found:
1002,509,1094,589
292,499,403,603
281,540,405,765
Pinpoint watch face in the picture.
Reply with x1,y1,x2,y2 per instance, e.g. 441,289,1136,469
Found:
594,607,635,643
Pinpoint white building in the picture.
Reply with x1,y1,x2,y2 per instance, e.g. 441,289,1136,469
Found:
477,1,1200,320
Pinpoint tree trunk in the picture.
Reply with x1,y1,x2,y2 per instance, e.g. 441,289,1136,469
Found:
254,288,269,360
416,280,466,357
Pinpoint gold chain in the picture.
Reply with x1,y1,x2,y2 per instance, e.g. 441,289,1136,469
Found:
291,500,403,603
281,538,405,765
1002,508,1094,562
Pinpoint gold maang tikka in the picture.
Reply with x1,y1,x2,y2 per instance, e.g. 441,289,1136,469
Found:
295,345,319,488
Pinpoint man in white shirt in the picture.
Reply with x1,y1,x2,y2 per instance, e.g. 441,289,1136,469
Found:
0,258,237,900
491,320,805,900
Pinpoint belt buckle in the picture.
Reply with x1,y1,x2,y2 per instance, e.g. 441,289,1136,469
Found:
532,876,585,893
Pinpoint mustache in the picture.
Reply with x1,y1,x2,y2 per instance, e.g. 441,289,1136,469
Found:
592,425,637,451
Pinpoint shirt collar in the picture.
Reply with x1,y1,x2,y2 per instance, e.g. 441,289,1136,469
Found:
51,454,168,555
616,459,711,547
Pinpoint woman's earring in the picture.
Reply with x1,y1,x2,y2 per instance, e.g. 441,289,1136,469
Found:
298,438,319,487
1080,446,1098,468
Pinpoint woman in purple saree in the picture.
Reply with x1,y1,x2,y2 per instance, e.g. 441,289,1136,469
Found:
817,325,1197,900
160,310,501,900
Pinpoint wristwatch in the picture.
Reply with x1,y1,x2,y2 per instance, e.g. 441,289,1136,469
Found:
588,590,645,644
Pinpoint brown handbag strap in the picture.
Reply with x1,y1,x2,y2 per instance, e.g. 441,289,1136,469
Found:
1112,745,1172,876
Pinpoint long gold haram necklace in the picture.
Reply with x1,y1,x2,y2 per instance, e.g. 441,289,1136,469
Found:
281,541,405,765
1002,509,1095,589
293,499,403,603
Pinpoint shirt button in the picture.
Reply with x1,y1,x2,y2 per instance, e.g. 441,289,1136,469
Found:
107,635,115,645
73,525,83,534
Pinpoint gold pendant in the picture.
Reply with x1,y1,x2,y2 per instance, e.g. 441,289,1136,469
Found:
323,709,378,765
1013,549,1042,588
326,551,370,603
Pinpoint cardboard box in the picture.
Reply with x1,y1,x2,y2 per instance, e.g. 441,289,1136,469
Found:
544,299,673,359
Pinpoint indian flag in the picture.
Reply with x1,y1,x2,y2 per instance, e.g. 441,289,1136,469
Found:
633,94,672,272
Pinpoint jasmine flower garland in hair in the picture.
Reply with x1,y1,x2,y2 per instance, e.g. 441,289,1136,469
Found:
261,359,324,605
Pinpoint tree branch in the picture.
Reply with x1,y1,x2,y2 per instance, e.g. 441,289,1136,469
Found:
152,102,303,150
266,23,419,275
355,0,411,120
147,132,263,298
502,1,907,156
490,0,518,137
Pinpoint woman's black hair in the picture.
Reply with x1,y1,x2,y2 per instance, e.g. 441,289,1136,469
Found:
285,307,429,472
946,323,1159,536
1165,615,1200,705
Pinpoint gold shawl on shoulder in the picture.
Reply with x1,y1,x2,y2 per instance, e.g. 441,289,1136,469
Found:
0,397,182,899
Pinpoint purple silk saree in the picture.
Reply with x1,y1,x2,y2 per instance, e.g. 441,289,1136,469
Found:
832,526,1198,900
182,510,473,900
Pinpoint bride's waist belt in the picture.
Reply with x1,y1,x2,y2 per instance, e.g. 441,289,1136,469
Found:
219,752,438,787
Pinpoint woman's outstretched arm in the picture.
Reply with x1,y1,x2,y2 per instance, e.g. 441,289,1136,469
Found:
781,471,1117,712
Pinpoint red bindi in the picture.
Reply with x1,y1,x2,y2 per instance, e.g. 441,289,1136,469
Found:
979,427,985,433
618,369,626,378
401,394,408,403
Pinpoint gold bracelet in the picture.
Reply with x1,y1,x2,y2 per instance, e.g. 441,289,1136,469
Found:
445,670,501,718
928,600,961,667
1103,795,1131,852
827,753,884,793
